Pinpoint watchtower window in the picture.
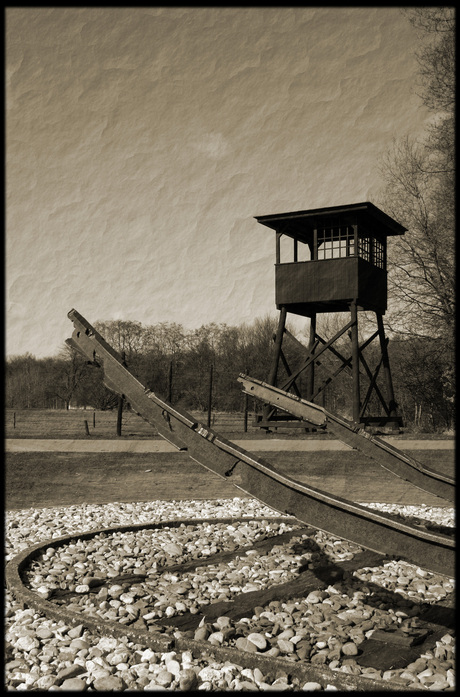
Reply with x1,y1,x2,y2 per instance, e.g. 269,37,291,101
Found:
373,238,385,269
358,235,370,262
357,235,386,269
317,226,354,260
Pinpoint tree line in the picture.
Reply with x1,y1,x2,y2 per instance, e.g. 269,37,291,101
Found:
5,314,454,433
5,317,278,414
378,8,455,406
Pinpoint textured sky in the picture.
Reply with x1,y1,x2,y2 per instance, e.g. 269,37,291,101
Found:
6,7,430,358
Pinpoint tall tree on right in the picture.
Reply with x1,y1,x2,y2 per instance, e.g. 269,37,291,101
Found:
378,7,455,352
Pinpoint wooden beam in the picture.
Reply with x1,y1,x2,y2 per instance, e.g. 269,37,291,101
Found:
307,314,316,400
350,301,360,424
279,348,302,397
280,320,354,392
358,351,390,417
359,355,384,419
311,330,380,404
377,313,399,417
268,307,287,386
315,329,379,375
311,359,351,401
352,224,358,256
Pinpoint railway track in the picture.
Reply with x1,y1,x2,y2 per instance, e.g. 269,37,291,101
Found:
6,514,453,691
237,374,455,503
62,309,454,577
5,308,454,691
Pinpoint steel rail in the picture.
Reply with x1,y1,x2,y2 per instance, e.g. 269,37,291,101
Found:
6,518,414,692
237,374,455,502
66,310,454,576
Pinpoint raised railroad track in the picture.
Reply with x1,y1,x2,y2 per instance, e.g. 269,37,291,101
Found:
60,309,454,577
237,374,455,503
8,517,432,692
5,308,455,691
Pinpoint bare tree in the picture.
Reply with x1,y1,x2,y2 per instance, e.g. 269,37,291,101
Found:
49,344,92,409
93,319,146,361
375,8,455,424
5,353,47,408
379,136,454,344
403,7,455,114
377,8,455,350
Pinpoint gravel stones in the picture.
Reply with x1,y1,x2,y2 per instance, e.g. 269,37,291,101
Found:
306,590,327,604
162,542,183,557
5,497,455,691
93,674,127,690
278,638,295,654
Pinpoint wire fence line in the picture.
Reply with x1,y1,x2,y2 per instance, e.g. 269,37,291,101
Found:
5,406,271,439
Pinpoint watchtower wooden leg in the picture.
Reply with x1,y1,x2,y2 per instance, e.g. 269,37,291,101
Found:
306,314,316,401
376,313,399,420
268,306,287,387
263,306,287,423
350,301,361,425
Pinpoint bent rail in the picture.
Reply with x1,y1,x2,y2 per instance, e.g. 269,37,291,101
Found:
237,374,455,503
6,518,416,692
66,309,454,576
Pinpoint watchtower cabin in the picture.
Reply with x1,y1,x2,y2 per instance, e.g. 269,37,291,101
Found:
254,201,406,432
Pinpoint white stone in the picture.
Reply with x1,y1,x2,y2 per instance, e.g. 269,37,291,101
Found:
75,584,90,594
96,636,119,651
198,667,221,682
165,659,181,678
247,633,267,650
15,635,40,651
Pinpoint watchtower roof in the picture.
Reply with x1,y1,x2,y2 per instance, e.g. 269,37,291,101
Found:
255,201,406,243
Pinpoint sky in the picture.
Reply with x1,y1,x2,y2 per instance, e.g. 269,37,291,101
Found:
6,7,431,359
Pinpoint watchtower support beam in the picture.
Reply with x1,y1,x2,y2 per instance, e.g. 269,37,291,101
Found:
307,314,316,401
350,301,361,425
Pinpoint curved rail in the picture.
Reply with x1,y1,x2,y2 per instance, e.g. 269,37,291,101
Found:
6,517,414,692
65,309,454,577
237,374,455,502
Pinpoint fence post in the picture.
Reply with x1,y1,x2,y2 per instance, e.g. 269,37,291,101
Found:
93,411,96,428
207,364,213,428
168,361,173,403
243,366,249,433
13,412,16,429
84,419,90,436
116,398,123,436
116,351,127,437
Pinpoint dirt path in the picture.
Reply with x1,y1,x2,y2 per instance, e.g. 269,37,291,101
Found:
5,438,455,452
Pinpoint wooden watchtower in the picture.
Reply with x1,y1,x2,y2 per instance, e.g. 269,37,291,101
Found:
255,201,406,431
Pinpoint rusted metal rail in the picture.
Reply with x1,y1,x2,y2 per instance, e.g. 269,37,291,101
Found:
6,518,419,691
237,374,455,502
65,309,454,576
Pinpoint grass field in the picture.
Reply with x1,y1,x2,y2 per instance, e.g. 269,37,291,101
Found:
5,409,455,511
5,408,454,441
5,407,267,440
